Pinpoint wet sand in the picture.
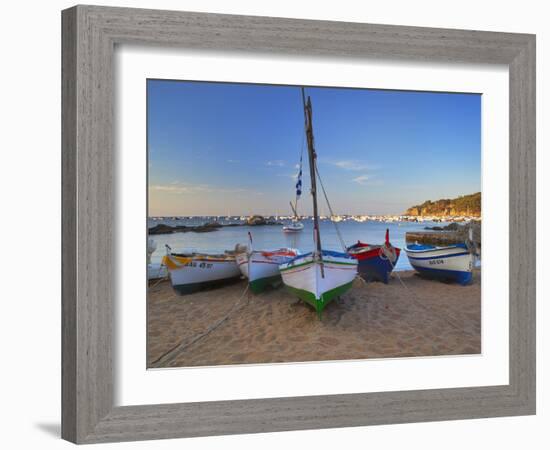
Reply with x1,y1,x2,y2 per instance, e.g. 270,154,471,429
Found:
147,270,481,368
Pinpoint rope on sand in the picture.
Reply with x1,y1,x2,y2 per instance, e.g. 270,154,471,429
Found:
150,283,250,368
149,275,168,289
148,262,168,288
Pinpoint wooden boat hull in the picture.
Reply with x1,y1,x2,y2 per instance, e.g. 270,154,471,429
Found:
405,243,474,285
162,253,241,295
279,250,357,318
236,248,298,293
348,244,401,284
147,262,168,281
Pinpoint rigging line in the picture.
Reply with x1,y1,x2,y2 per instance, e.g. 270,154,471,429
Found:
294,131,305,218
315,165,348,253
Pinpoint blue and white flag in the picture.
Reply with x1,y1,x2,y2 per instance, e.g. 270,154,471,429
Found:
295,156,302,198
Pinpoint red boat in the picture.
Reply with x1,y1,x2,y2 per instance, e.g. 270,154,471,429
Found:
347,229,401,284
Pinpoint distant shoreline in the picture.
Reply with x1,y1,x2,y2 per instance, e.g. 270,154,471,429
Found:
148,214,481,235
148,214,481,221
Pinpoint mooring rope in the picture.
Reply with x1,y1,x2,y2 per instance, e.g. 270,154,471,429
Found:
148,263,168,288
379,245,397,263
150,283,250,368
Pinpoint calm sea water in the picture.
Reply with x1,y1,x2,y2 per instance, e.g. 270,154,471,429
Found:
147,218,453,271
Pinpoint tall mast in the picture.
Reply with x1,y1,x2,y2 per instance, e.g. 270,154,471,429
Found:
301,88,323,270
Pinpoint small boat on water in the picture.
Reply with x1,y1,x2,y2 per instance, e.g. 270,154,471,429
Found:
236,238,299,293
280,88,358,318
347,229,401,284
404,242,474,285
282,221,304,233
162,246,241,295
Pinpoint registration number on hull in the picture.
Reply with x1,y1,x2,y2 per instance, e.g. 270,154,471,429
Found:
428,259,445,266
185,261,214,269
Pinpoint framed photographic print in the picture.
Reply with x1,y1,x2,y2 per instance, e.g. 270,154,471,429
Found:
62,5,536,444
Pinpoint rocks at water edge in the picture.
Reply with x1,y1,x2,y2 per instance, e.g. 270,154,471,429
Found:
407,221,481,247
148,216,283,235
148,222,223,235
245,215,283,226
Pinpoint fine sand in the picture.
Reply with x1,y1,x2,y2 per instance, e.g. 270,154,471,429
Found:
147,270,481,368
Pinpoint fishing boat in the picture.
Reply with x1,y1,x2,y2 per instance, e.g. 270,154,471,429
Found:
282,143,304,233
162,246,241,295
236,236,299,293
280,250,357,317
147,238,168,280
404,242,474,285
347,229,401,284
280,88,358,318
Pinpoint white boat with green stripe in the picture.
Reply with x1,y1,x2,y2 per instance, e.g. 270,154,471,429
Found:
279,250,357,318
280,87,358,319
236,247,299,294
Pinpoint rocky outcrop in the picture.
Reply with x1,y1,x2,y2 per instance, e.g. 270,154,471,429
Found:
246,215,267,225
246,215,283,226
149,216,283,235
424,222,461,232
405,192,481,217
148,222,223,235
406,221,481,247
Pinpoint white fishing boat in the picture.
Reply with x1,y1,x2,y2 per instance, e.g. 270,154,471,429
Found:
280,250,357,316
162,246,241,295
147,238,168,280
405,242,474,285
279,88,357,318
236,240,299,293
148,263,167,280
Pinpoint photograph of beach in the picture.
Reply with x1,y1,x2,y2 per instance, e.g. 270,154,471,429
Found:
146,80,481,369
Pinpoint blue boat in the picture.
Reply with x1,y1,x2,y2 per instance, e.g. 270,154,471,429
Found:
347,229,401,284
404,243,474,285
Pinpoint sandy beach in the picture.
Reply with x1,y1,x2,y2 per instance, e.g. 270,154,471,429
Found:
147,270,481,368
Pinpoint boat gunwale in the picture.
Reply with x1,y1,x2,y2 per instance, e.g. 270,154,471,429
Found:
406,251,471,261
405,242,469,254
280,257,357,273
282,249,355,265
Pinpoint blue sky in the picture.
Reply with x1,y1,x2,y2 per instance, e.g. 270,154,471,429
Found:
148,80,481,216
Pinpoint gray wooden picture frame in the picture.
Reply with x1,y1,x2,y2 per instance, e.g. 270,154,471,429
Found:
61,5,536,444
